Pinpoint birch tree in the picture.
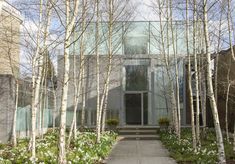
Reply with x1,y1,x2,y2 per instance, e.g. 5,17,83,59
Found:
100,0,132,133
156,0,178,136
226,0,235,60
169,0,181,138
29,0,44,160
225,58,231,142
186,0,196,149
193,0,200,146
95,0,102,143
203,0,226,162
58,0,79,163
100,0,114,133
67,0,88,145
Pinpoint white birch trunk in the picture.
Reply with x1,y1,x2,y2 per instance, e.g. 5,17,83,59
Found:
193,0,200,146
186,0,196,149
95,0,102,143
101,0,114,133
80,0,87,128
30,0,44,160
225,53,231,142
225,83,230,142
58,0,79,163
203,1,226,163
51,73,57,131
81,69,86,127
68,0,87,141
169,0,180,138
157,0,177,133
12,80,19,146
227,0,235,60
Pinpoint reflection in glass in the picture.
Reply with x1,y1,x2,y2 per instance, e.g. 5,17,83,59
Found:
125,65,148,91
125,94,141,125
124,22,149,55
143,93,148,125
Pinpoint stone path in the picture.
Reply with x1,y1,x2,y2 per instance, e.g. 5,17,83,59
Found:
105,138,176,164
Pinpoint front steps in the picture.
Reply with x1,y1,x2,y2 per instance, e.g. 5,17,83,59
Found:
117,127,159,140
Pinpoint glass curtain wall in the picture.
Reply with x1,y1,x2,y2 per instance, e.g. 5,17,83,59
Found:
72,21,196,56
124,59,149,125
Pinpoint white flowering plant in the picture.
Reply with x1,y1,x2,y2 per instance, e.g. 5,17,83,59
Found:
159,129,235,163
0,130,117,163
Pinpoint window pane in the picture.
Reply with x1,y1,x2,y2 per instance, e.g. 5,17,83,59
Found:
125,65,148,91
124,22,149,55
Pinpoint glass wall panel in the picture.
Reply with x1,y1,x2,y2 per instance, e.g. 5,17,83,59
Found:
125,93,141,125
99,22,108,55
111,22,123,55
124,22,149,55
72,21,195,56
84,23,96,55
125,65,148,91
154,65,170,124
150,22,163,55
143,93,148,125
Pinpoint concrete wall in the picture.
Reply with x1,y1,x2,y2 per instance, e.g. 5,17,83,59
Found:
0,75,15,142
57,55,123,125
57,55,187,126
0,1,22,143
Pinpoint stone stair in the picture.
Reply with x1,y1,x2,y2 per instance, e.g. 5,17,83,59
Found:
117,127,159,140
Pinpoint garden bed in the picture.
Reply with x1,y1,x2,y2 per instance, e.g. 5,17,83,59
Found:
159,129,235,164
0,130,117,163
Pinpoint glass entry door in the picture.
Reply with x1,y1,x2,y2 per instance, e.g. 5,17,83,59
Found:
125,93,148,125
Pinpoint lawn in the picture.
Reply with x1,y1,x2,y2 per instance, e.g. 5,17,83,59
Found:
159,128,235,164
0,130,117,163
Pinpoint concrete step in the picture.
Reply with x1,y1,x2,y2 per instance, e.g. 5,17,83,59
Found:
118,129,157,135
119,134,160,140
117,126,158,131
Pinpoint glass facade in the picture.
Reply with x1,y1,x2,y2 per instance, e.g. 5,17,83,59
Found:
125,65,148,91
73,21,196,56
70,21,194,126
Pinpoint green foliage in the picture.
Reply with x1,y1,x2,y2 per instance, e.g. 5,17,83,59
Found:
106,118,119,126
159,128,235,164
158,117,170,126
0,130,117,164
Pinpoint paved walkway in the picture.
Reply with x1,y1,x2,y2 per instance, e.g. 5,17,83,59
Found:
106,138,176,164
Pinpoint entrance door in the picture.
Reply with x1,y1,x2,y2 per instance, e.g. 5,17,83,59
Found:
125,93,141,125
125,93,148,125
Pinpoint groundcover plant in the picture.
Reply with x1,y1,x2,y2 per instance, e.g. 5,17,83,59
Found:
160,129,235,164
0,130,117,164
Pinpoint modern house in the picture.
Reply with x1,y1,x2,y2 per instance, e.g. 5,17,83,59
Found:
215,46,235,131
57,21,200,127
0,0,22,142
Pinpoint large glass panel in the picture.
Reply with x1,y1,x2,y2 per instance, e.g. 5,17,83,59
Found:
124,22,149,55
84,23,96,55
150,22,162,55
125,65,148,91
143,93,148,125
125,94,141,125
111,22,123,55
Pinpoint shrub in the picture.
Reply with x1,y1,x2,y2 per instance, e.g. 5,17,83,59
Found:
106,118,119,126
158,117,170,126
